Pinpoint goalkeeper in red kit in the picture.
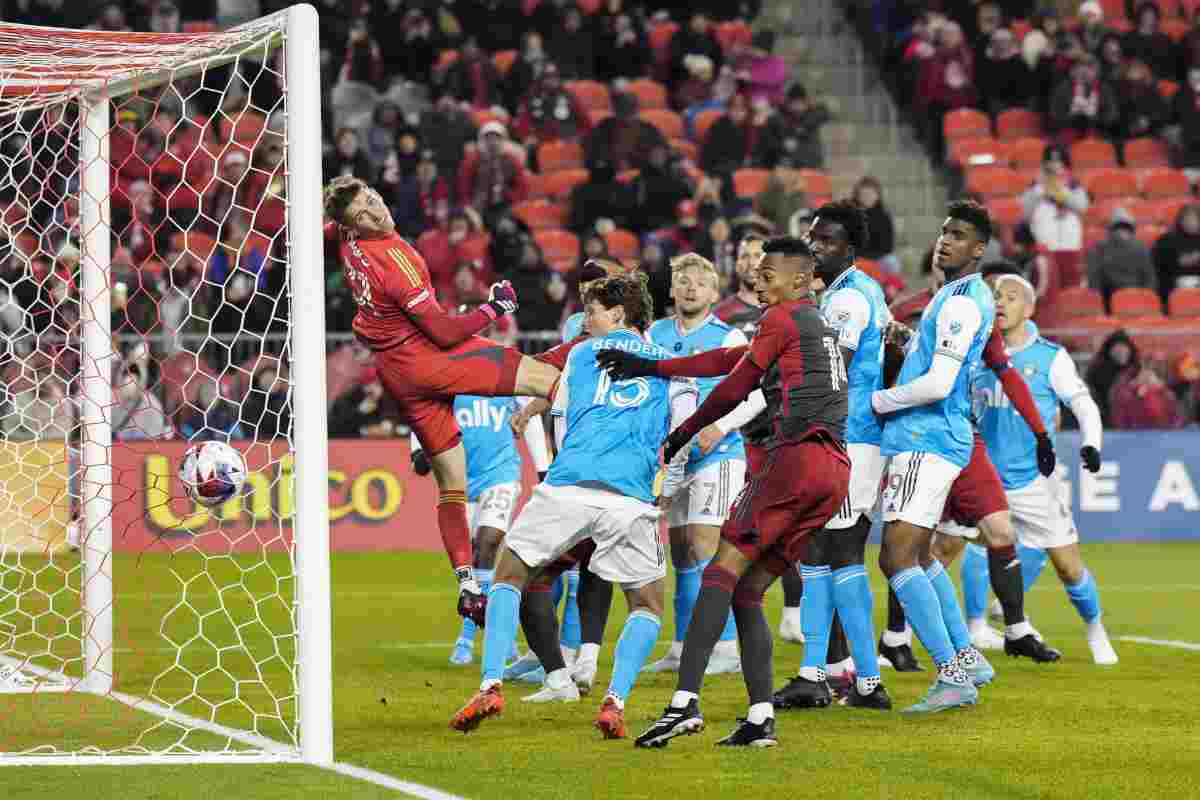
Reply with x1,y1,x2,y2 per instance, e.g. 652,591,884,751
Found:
323,176,561,620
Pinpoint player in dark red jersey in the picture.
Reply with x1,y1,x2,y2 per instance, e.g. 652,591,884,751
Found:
601,236,851,749
713,234,765,337
323,176,561,618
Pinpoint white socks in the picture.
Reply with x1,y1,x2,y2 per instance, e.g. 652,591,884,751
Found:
746,702,773,725
713,639,738,657
577,642,601,665
671,690,698,708
545,668,571,688
881,626,911,647
1087,620,1108,640
826,657,854,677
1005,620,1035,640
798,666,826,682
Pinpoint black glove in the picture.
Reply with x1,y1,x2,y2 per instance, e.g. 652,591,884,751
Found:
662,428,691,465
596,349,658,380
483,280,518,318
537,470,547,483
1080,445,1101,473
1035,433,1056,478
411,448,432,476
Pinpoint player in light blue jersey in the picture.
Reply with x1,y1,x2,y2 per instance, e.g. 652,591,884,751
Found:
962,274,1116,664
871,200,998,712
452,273,698,739
773,201,892,711
644,253,765,676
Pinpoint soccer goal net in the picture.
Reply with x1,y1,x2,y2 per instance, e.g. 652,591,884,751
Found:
0,4,332,766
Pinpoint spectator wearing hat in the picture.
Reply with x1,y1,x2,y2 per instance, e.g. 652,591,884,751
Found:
668,11,725,90
584,92,667,171
1123,1,1177,79
1048,53,1118,143
1087,206,1157,310
440,36,503,109
1077,0,1113,57
201,146,256,235
513,62,591,150
1022,144,1089,288
1168,352,1200,425
1152,202,1200,305
456,121,530,220
977,28,1034,116
735,30,789,107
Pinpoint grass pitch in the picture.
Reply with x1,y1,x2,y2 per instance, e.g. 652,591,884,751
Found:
2,542,1198,799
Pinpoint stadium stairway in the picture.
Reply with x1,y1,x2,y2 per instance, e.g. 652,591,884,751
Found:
759,0,947,272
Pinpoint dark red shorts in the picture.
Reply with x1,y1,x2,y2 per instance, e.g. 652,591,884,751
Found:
942,433,1009,527
375,335,524,455
721,438,850,576
745,441,767,477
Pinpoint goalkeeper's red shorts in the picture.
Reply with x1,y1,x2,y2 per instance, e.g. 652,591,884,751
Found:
375,335,524,455
941,433,1008,528
721,438,850,576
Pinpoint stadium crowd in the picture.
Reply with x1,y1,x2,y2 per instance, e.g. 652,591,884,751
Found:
0,0,1196,443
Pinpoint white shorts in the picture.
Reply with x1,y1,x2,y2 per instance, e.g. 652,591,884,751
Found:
506,484,666,589
881,451,962,530
666,458,746,529
1008,474,1078,550
827,443,886,530
468,481,520,535
935,518,980,540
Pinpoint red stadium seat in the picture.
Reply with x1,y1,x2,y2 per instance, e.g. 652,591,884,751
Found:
1083,167,1138,198
987,196,1025,227
182,20,218,33
715,20,753,52
1139,167,1191,198
566,80,611,112
1085,195,1141,227
535,229,580,272
948,137,1007,168
1159,79,1180,100
1133,196,1190,225
996,108,1043,140
692,108,724,144
964,165,1025,198
799,169,833,198
1162,18,1190,41
639,109,684,140
1052,287,1106,318
492,50,518,76
1123,137,1170,168
537,140,585,172
603,228,640,260
626,78,668,110
1083,224,1106,252
512,199,567,230
648,22,679,56
587,108,612,127
1136,224,1165,247
545,168,590,200
526,171,553,199
1168,287,1200,316
733,168,771,199
1007,136,1048,169
1070,137,1118,170
1111,287,1163,317
942,109,991,143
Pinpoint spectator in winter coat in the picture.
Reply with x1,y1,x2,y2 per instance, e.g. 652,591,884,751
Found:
1087,207,1158,308
1087,329,1140,425
1098,33,1125,82
418,93,478,181
1021,144,1089,286
584,92,666,171
1122,1,1177,79
1179,8,1200,79
441,37,504,109
753,166,810,235
595,4,649,82
774,83,831,168
1152,203,1200,304
977,28,1034,115
699,93,785,179
546,5,597,80
1048,53,1119,143
852,176,899,273
513,63,591,148
510,239,566,331
457,122,530,218
734,30,789,107
417,208,490,301
1010,222,1053,301
1110,363,1187,429
504,31,550,111
391,7,439,87
323,127,372,181
1119,59,1170,142
668,12,724,90
339,17,384,88
568,159,632,235
386,149,452,239
1168,68,1200,169
363,101,405,169
1077,0,1114,57
915,20,977,163
629,145,692,234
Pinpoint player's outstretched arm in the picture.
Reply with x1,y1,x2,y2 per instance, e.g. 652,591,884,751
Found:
983,328,1056,475
597,345,749,380
663,355,763,463
405,281,520,350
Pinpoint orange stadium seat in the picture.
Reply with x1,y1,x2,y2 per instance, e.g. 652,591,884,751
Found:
170,230,216,260
639,109,684,140
1083,167,1138,198
544,168,590,200
1169,287,1200,316
537,140,585,172
670,138,698,162
799,169,833,198
588,108,612,127
855,258,884,283
603,228,640,260
182,20,218,33
733,168,771,199
693,108,724,144
626,78,668,110
471,109,509,129
965,165,1025,198
1123,137,1171,168
576,0,601,12
1163,18,1190,41
942,109,991,142
948,137,1006,168
987,196,1025,227
1085,195,1141,227
715,20,753,52
1134,196,1189,225
1083,224,1106,252
1139,167,1191,198
996,108,1043,140
1070,137,1118,170
1098,0,1128,19
1011,19,1032,39
566,80,611,112
492,50,518,76
526,171,553,199
436,50,459,71
1111,287,1163,317
535,229,580,272
1053,287,1106,318
648,21,679,56
1007,136,1048,169
1159,79,1180,100
1136,224,1165,246
512,199,567,230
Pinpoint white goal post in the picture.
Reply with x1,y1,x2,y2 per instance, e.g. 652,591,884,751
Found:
0,3,332,766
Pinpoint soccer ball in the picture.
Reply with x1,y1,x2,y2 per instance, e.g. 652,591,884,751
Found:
179,441,247,507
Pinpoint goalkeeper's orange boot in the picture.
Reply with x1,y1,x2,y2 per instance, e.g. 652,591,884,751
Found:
595,696,627,739
450,684,505,733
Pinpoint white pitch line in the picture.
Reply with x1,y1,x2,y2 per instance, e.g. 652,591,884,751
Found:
329,761,467,800
1117,636,1200,652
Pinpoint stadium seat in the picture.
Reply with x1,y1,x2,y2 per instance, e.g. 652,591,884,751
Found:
670,138,698,162
1083,167,1138,198
492,50,518,76
1159,79,1180,100
987,196,1024,227
526,171,553,199
648,21,679,56
603,228,640,260
855,258,884,283
545,168,590,200
1070,137,1118,170
181,19,218,33
1011,19,1032,39
639,109,684,140
1134,196,1190,225
587,108,612,127
576,0,601,12
1052,286,1105,318
1123,137,1171,168
535,229,580,272
1007,136,1048,169
1139,167,1191,198
799,169,833,198
537,140,585,172
512,199,567,230
1162,18,1190,41
457,235,490,264
1136,224,1165,247
1098,0,1128,20
1085,195,1141,227
964,165,1025,198
616,168,640,184
692,108,724,144
1110,287,1163,317
715,20,753,52
566,80,611,112
948,137,1006,168
1168,287,1200,316
733,168,771,199
170,230,216,260
942,109,991,143
1083,224,1106,252
435,50,459,72
471,108,509,129
626,78,668,110
996,108,1043,140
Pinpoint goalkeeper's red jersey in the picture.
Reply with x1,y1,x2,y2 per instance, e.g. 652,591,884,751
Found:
328,223,443,352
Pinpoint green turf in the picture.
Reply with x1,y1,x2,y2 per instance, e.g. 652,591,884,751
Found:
1,543,1198,799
